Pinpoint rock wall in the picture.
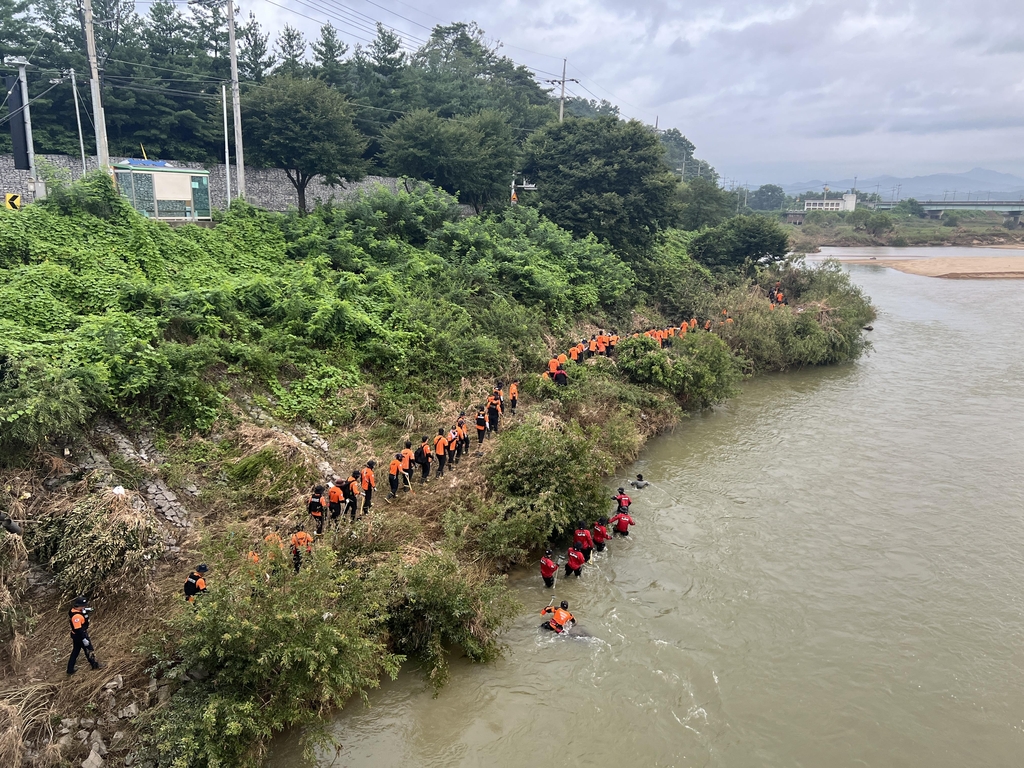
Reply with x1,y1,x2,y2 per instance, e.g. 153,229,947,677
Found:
0,152,412,212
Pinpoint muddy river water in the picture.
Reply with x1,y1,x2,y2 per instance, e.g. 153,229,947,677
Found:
271,250,1024,767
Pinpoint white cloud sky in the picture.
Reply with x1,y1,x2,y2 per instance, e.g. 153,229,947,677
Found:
235,0,1024,185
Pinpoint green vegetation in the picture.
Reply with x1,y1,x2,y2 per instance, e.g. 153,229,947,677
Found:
1,163,875,764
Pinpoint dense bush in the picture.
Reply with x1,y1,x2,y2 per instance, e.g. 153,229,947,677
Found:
616,333,742,407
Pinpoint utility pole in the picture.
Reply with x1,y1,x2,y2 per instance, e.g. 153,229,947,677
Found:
226,0,245,198
82,0,109,172
70,69,88,177
222,82,231,205
545,59,579,124
9,58,44,199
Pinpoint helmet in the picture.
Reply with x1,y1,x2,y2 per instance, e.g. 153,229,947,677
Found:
367,460,376,469
560,601,569,610
545,549,552,557
73,595,88,607
196,564,209,573
617,487,625,494
395,453,403,459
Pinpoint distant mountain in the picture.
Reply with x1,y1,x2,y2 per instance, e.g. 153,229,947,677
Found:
779,168,1024,202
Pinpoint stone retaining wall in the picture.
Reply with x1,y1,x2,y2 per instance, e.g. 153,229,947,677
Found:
0,152,411,212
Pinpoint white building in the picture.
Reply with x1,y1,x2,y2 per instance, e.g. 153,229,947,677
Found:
805,193,857,212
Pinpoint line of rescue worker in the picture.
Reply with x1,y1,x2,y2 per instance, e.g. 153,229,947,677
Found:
538,486,639,633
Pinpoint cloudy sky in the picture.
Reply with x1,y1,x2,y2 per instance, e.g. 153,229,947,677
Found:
238,0,1024,185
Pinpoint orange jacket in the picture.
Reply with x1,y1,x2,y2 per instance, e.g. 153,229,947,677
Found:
388,458,401,476
548,358,560,373
400,448,415,471
291,531,313,552
509,383,518,398
361,467,375,490
434,435,448,455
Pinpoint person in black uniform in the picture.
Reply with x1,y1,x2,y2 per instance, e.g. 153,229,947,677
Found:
67,596,102,675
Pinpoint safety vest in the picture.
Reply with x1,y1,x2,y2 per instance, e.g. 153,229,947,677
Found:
308,494,325,516
69,607,89,635
476,412,487,430
550,608,573,628
184,571,206,600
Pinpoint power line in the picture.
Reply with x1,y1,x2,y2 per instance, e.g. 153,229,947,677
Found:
566,61,657,120
0,81,63,128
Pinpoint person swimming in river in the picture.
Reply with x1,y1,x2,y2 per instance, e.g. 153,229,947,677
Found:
540,601,576,633
630,474,650,489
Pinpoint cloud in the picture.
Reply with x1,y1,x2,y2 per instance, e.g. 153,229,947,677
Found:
239,0,1024,181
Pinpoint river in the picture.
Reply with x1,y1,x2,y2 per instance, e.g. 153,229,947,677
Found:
270,249,1024,767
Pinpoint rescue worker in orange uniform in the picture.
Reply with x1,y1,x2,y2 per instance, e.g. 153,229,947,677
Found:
548,357,560,375
360,460,376,513
400,441,415,492
184,564,209,603
327,479,344,528
588,335,598,358
509,380,519,416
475,407,488,445
540,549,558,588
433,428,449,479
557,352,568,366
569,345,580,363
290,528,313,572
609,332,619,353
417,436,433,482
458,412,471,455
67,596,102,674
307,485,327,535
486,390,502,434
540,600,576,633
348,469,362,518
387,453,402,501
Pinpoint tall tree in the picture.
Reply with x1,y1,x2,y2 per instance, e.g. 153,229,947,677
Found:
749,184,786,211
273,24,307,77
381,109,519,210
564,97,619,119
659,128,695,171
521,116,681,255
678,177,734,230
239,12,275,82
242,76,367,213
311,22,347,87
688,215,789,272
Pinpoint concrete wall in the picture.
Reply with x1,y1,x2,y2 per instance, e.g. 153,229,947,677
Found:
0,153,412,212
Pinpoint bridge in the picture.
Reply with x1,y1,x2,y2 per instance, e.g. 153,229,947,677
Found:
874,199,1024,223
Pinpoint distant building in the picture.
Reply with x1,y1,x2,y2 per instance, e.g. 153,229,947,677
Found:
113,159,211,221
804,193,857,212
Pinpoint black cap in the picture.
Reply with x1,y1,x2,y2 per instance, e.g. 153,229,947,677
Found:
545,549,552,556
367,460,376,469
617,487,625,493
73,595,88,606
560,601,569,609
196,564,209,573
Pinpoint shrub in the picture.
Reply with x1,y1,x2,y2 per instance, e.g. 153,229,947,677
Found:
26,489,161,597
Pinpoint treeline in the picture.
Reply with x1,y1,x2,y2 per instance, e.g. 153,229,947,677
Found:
1,3,718,207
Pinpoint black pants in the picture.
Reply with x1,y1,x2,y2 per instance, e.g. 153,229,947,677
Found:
329,502,341,525
595,542,606,552
613,529,629,536
510,397,518,414
67,633,98,673
488,411,500,433
565,564,581,578
477,429,485,445
543,575,555,588
344,499,357,521
363,487,373,512
293,549,303,573
436,454,446,477
582,547,592,562
311,514,324,535
420,461,430,481
463,436,471,454
388,474,399,496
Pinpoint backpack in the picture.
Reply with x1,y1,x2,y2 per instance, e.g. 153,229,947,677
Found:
414,445,427,464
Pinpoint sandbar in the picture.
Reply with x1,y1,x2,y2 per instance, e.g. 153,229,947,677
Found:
843,256,1024,279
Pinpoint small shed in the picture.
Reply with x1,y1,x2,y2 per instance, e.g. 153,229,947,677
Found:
113,160,211,221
